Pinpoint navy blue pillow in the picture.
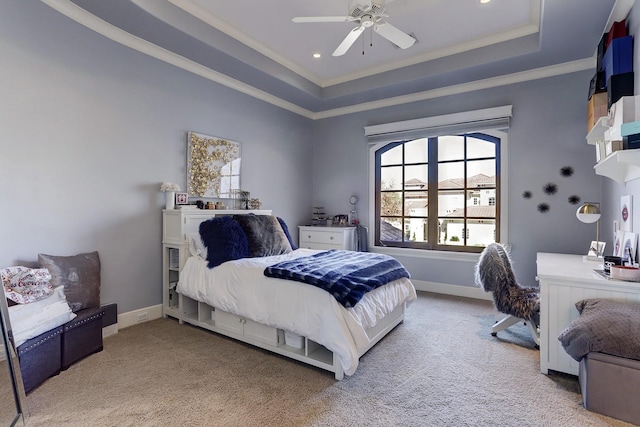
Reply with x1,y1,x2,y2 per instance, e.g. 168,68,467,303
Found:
277,217,298,250
199,216,249,268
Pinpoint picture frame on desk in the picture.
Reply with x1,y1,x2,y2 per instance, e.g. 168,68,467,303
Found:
587,241,606,257
622,231,638,263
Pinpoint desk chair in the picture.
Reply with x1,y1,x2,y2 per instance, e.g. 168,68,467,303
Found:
474,243,540,348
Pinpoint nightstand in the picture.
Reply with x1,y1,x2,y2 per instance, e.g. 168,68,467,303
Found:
298,226,355,251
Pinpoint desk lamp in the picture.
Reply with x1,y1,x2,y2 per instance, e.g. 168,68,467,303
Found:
576,202,603,257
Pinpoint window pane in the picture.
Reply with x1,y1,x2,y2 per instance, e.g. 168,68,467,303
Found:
405,164,428,188
467,190,496,218
405,218,427,242
440,218,464,245
467,136,496,159
380,218,403,242
438,191,464,216
381,166,403,190
380,145,402,166
467,159,495,188
380,192,403,216
467,219,496,247
405,138,427,164
438,135,464,161
438,162,464,188
405,191,427,216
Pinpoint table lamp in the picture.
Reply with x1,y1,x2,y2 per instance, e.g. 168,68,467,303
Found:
576,202,603,257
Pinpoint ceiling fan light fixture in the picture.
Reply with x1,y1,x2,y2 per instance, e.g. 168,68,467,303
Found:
293,0,415,56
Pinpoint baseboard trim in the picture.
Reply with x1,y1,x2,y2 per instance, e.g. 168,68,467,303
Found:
116,304,163,331
411,279,492,301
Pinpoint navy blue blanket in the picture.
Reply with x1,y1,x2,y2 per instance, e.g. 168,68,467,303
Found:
264,250,411,308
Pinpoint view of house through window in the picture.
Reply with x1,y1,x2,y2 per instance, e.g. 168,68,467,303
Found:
376,133,499,253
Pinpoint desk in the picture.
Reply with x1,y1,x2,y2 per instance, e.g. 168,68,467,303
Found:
537,253,640,376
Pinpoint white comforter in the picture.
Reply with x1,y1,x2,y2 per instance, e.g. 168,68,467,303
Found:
177,249,417,376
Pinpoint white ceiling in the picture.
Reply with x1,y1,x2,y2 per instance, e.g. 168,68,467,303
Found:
165,0,540,87
47,0,628,116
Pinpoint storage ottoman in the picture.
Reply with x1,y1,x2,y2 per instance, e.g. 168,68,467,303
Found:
579,352,640,425
62,307,105,369
17,325,63,394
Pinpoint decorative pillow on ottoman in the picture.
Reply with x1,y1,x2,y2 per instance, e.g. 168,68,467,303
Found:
38,251,101,313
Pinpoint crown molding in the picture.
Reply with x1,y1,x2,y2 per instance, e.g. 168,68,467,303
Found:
41,0,597,121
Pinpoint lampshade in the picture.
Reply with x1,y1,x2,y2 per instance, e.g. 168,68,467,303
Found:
576,203,601,224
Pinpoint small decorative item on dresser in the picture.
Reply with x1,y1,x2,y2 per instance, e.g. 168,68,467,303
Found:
205,201,215,210
249,198,262,209
175,192,188,205
160,182,181,210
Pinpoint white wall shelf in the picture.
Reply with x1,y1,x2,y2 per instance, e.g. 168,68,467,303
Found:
594,149,640,184
586,117,608,145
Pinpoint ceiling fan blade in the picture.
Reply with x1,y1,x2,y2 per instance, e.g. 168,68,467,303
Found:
374,22,415,49
292,16,355,23
333,25,366,56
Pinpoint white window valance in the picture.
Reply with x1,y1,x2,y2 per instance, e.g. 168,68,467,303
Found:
364,105,512,144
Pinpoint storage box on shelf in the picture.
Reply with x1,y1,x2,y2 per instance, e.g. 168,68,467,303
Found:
587,96,640,184
603,36,633,83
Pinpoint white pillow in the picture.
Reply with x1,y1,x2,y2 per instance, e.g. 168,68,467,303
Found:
188,232,208,259
8,286,76,347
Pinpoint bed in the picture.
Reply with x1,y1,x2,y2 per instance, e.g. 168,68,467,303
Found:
172,213,417,379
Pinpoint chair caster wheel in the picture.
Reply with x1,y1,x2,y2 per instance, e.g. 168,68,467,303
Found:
491,332,497,337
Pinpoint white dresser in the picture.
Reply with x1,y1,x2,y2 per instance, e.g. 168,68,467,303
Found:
536,253,640,376
298,226,356,251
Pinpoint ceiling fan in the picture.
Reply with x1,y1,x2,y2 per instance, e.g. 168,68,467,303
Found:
292,0,416,56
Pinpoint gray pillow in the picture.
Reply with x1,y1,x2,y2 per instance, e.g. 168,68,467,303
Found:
38,251,101,312
558,298,640,362
232,215,292,257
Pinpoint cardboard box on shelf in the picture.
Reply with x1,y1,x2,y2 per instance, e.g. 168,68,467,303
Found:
588,92,608,131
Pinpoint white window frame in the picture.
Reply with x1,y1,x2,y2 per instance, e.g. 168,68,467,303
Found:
366,106,511,261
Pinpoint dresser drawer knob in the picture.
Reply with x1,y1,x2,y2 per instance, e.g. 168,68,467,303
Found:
330,236,334,240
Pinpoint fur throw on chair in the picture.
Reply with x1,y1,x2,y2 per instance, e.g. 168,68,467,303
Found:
474,243,540,322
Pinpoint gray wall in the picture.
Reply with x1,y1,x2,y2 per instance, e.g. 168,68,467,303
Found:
312,72,601,288
0,1,312,313
0,0,628,316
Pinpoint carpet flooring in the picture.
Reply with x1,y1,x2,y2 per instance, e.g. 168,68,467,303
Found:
23,292,634,426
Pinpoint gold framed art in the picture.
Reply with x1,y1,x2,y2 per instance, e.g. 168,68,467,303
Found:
187,132,241,198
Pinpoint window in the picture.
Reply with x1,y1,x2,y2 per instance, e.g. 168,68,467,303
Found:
366,106,511,254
